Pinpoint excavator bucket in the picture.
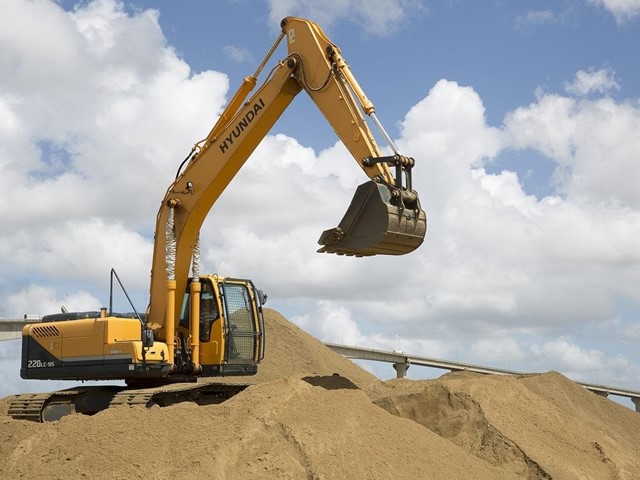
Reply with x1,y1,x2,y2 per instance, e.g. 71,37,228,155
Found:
317,181,426,257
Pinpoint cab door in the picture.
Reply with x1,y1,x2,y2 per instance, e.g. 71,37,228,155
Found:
219,279,265,366
178,278,224,368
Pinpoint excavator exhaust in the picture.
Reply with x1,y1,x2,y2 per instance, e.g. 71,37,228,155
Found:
318,181,427,257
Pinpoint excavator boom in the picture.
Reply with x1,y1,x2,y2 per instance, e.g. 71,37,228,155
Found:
147,16,427,333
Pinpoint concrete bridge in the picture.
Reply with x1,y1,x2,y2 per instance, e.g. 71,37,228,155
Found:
0,318,38,341
2,318,639,412
324,343,640,413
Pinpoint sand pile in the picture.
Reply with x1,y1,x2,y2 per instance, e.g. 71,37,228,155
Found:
372,371,640,479
2,308,640,479
235,309,378,388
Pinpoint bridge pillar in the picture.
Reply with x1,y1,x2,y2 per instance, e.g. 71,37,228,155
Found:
393,361,410,379
632,398,640,413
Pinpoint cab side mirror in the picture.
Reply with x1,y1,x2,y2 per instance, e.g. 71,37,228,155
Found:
257,289,267,306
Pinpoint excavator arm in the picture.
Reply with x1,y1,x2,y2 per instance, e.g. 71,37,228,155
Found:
146,17,427,336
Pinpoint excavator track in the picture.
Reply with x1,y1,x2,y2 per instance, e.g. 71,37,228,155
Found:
7,387,116,422
8,391,64,422
109,382,249,408
7,382,250,422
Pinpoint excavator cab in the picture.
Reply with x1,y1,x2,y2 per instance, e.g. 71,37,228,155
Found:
178,276,265,376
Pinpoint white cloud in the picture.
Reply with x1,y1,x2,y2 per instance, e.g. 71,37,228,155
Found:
0,0,229,219
5,286,100,319
527,336,634,386
293,301,366,345
223,45,255,63
504,90,640,209
564,67,620,96
0,0,230,318
469,336,525,367
588,0,640,23
290,300,454,366
0,0,639,398
531,337,605,371
514,9,561,30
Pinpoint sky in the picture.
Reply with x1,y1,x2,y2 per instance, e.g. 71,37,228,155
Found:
1,0,639,407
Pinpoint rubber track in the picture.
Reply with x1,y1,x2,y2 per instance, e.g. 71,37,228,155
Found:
7,387,111,422
110,383,249,407
7,383,249,422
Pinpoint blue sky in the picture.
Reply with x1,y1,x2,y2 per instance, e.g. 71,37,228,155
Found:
1,0,639,407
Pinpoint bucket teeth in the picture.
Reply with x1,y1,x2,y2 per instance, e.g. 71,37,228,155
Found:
317,181,426,257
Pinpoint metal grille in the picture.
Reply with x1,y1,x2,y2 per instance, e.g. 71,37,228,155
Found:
31,325,60,338
222,283,256,362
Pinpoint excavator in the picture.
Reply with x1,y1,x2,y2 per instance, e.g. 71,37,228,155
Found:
8,17,426,421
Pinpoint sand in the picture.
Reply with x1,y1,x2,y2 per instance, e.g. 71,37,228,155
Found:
2,308,640,479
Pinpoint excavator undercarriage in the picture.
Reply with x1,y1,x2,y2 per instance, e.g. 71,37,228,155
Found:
8,382,248,422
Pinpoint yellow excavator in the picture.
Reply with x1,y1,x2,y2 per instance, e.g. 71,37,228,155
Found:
9,17,426,421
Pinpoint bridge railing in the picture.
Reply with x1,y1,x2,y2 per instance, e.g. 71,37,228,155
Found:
324,342,640,412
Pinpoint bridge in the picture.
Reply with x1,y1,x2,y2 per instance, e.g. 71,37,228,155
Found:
324,343,640,413
2,318,638,412
0,318,37,341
